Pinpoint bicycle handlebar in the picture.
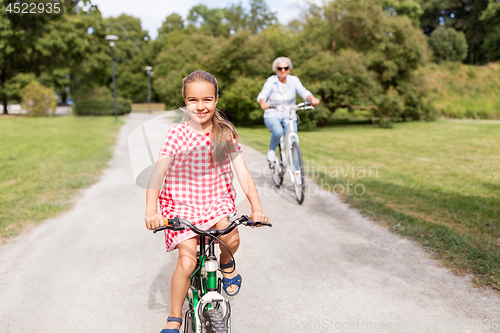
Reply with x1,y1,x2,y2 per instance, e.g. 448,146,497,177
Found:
153,215,272,235
268,101,314,111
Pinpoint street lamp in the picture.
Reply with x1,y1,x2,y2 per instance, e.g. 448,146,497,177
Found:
145,66,154,113
105,35,119,120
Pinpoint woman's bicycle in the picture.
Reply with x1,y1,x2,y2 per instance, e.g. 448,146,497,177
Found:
154,213,272,333
268,101,314,204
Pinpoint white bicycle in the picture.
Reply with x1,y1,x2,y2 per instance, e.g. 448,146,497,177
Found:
267,101,314,204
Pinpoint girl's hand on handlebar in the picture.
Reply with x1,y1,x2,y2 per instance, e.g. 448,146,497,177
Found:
145,212,163,230
250,211,269,227
311,97,320,106
260,101,270,110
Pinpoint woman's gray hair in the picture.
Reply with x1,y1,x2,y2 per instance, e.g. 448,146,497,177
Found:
272,57,293,72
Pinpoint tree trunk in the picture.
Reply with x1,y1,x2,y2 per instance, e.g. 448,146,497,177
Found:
1,67,7,114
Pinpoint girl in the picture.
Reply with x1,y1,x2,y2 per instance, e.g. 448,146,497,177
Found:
144,70,268,333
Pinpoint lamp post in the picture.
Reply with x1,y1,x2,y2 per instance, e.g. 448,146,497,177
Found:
145,66,154,113
105,35,119,120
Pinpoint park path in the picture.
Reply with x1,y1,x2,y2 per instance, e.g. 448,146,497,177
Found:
0,113,499,333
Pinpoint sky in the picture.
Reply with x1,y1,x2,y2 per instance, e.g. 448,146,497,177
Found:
90,0,318,39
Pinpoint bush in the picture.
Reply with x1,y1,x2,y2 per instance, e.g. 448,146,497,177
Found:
217,76,266,125
429,27,468,63
73,98,132,116
20,81,57,116
73,87,132,116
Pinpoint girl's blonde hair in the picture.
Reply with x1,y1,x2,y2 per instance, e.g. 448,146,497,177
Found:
182,70,239,166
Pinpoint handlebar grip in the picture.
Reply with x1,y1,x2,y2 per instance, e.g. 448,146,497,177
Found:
248,215,272,227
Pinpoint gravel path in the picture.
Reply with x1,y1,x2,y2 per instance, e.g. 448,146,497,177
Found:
0,113,498,333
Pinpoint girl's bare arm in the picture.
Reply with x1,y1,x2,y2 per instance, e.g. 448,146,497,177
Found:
145,155,172,230
230,152,267,222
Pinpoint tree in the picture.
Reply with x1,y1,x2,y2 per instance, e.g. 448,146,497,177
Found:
187,4,229,37
291,0,435,122
419,0,490,64
428,27,468,62
379,0,423,27
157,13,184,37
224,3,249,33
104,14,151,103
480,0,500,61
248,0,277,34
0,1,110,113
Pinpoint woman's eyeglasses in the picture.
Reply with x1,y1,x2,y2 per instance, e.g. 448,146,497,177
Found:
277,67,289,71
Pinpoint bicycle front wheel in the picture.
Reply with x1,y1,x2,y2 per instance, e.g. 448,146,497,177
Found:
290,141,305,204
204,309,228,333
271,145,284,187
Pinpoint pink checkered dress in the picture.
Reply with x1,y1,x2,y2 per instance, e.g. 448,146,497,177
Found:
158,122,242,252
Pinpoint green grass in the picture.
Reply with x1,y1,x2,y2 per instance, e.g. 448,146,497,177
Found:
237,120,500,289
421,62,500,119
0,116,122,239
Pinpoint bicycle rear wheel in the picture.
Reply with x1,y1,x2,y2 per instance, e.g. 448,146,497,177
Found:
271,145,284,187
290,141,305,204
204,309,228,333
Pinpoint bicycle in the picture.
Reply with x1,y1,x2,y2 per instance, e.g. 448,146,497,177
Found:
153,213,272,333
267,101,314,204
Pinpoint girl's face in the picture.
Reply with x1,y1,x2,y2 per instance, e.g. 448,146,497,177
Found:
184,81,218,129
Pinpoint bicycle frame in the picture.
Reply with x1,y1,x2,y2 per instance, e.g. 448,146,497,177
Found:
154,215,271,333
188,235,231,333
279,109,300,182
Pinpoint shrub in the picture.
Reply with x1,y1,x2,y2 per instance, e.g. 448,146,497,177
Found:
217,76,266,125
20,81,57,116
73,87,132,116
429,27,468,63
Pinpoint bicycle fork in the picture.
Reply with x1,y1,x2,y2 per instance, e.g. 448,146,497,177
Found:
193,238,231,333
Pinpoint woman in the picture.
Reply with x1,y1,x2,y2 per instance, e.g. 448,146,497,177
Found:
257,57,320,163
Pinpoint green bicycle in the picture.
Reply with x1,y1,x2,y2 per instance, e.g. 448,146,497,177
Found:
154,213,272,333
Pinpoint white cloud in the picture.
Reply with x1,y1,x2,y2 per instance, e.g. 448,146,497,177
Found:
91,0,318,39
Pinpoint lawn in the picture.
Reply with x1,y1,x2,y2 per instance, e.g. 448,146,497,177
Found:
237,120,500,289
0,116,122,239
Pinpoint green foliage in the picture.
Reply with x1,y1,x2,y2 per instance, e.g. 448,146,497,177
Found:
480,0,500,61
73,87,131,116
296,50,381,119
20,81,57,116
379,0,423,26
420,62,500,119
429,27,468,63
104,14,153,103
2,73,37,102
217,76,265,125
419,0,490,64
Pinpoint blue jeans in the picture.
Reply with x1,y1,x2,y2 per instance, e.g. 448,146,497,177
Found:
264,117,298,151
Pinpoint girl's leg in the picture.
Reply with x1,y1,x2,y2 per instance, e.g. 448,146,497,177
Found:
264,117,284,150
215,217,241,295
164,237,198,330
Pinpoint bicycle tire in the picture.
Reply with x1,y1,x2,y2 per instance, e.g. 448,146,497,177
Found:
204,309,228,333
271,145,284,187
291,141,305,204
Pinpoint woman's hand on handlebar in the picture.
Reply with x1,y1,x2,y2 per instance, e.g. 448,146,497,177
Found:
145,212,164,230
259,100,270,110
310,97,320,106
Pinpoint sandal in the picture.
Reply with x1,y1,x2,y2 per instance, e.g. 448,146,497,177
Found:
160,316,182,333
220,259,242,296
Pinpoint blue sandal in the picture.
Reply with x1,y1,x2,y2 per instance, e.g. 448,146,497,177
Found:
160,316,182,333
220,259,242,296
